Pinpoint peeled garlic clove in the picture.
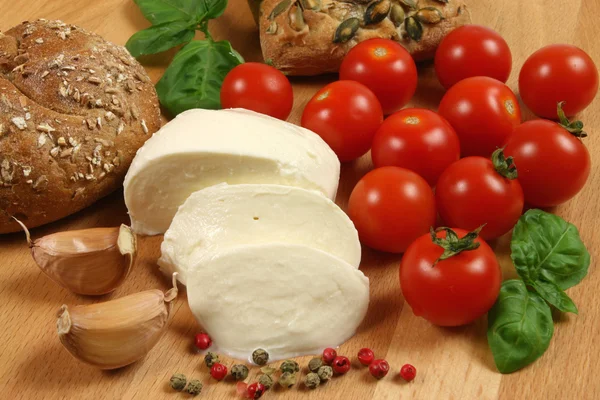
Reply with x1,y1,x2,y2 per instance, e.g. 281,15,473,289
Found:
14,218,136,295
57,273,179,370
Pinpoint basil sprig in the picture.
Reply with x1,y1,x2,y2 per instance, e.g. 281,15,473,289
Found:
487,209,590,373
126,0,243,116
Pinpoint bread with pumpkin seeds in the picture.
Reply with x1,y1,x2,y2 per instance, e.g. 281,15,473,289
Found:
256,0,470,75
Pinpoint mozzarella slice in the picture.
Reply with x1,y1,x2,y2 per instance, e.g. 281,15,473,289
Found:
187,243,369,361
159,183,361,284
123,108,340,235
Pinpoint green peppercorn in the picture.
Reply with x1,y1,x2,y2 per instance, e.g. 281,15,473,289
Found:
317,365,333,382
169,373,187,391
308,357,323,373
304,372,321,389
280,359,300,374
258,374,274,390
231,364,249,381
186,379,203,396
204,351,219,368
252,348,269,366
260,366,276,375
278,372,297,389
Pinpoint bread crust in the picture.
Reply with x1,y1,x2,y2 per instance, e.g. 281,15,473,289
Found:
259,0,471,75
0,19,161,234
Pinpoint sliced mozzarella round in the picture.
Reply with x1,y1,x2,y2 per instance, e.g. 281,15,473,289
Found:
124,108,340,235
159,183,361,284
187,243,370,361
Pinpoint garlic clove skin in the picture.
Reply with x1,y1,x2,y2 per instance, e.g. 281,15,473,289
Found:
57,274,178,370
15,218,137,295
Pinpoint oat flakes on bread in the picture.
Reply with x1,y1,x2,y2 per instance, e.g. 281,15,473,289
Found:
258,0,471,76
0,19,161,234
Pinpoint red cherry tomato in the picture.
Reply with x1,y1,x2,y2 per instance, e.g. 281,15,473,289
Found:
435,25,512,89
348,167,436,253
400,228,502,326
435,150,524,240
519,44,598,118
371,109,460,186
302,81,383,161
438,77,521,157
504,112,591,207
220,62,293,120
340,38,418,115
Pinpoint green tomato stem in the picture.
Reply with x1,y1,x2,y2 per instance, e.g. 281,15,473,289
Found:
491,148,518,180
557,101,587,138
431,226,484,266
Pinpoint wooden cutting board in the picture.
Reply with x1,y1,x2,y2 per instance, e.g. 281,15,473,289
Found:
1,1,599,399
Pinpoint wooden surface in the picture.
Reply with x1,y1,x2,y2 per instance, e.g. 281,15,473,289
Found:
1,1,599,399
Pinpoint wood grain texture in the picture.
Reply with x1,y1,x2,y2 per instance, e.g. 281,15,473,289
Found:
0,1,598,399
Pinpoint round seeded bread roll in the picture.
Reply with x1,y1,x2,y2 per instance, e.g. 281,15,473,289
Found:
257,0,471,76
0,19,161,234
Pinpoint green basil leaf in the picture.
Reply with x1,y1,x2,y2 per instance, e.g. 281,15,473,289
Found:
126,21,195,57
202,0,228,20
511,209,590,290
133,0,227,25
487,280,554,374
155,40,244,116
529,279,578,314
134,0,200,24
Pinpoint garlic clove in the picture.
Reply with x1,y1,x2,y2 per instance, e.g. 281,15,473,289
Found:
14,218,136,295
57,273,179,370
